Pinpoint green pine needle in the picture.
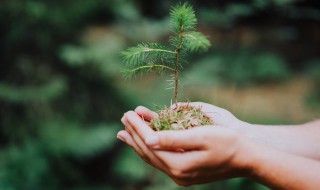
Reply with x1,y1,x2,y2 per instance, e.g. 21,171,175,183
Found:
183,31,211,52
122,63,176,78
170,2,197,33
121,2,211,104
121,43,176,67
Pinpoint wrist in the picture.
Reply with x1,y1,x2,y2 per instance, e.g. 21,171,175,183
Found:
231,135,259,178
237,138,283,182
229,119,253,135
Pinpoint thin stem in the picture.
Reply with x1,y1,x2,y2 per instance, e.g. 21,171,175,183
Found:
174,23,184,107
130,64,176,73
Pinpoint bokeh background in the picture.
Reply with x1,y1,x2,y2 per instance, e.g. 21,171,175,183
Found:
0,0,319,189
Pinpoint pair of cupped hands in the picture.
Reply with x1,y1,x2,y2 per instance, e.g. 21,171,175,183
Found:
118,102,255,186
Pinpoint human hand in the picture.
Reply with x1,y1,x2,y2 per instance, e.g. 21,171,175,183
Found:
118,104,320,188
118,110,253,186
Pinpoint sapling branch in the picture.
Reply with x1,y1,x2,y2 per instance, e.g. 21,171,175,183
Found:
129,64,176,73
122,2,213,130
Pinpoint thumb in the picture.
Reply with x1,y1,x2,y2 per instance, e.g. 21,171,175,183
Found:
135,106,158,121
145,129,205,150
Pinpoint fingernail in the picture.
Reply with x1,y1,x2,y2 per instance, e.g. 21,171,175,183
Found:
117,134,125,142
145,136,159,146
121,118,127,126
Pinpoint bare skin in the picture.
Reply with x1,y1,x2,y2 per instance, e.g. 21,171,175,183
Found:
118,102,320,189
132,102,320,160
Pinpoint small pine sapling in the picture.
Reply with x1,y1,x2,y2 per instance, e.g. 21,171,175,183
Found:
122,2,213,130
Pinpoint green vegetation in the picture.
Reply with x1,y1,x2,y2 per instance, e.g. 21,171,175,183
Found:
122,3,212,130
122,3,211,105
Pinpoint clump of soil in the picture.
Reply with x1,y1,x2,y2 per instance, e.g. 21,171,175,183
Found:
150,104,213,131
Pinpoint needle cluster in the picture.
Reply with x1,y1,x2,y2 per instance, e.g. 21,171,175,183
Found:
122,2,211,104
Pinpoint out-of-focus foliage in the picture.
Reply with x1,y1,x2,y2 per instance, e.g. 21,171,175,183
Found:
0,0,136,189
60,33,126,77
185,51,290,87
0,0,319,189
305,60,320,107
199,0,320,27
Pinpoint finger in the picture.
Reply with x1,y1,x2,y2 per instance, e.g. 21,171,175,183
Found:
118,129,156,165
155,150,206,171
117,130,148,160
124,111,155,139
121,117,145,156
145,127,206,150
117,130,136,147
122,116,169,172
123,116,155,162
125,117,150,158
135,106,158,121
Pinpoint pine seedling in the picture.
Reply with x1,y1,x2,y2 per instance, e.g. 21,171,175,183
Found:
122,2,213,130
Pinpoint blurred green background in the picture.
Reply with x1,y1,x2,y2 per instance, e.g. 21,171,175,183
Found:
0,0,319,189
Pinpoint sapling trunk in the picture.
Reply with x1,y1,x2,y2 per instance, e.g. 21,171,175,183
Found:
122,2,213,130
174,22,184,106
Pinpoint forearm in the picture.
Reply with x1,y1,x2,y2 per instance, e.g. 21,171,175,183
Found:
245,142,320,190
235,120,320,160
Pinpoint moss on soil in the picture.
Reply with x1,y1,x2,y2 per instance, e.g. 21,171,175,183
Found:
150,104,213,130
